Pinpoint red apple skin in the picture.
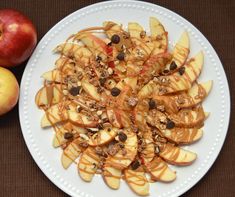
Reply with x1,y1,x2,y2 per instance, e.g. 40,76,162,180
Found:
0,9,37,67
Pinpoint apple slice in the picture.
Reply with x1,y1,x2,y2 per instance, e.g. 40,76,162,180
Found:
78,147,101,182
127,22,154,61
169,106,206,128
128,22,144,39
41,101,70,127
75,32,112,60
35,84,64,107
41,69,63,83
179,81,213,108
68,111,98,128
103,164,122,190
106,130,138,170
54,43,92,65
81,80,101,101
157,51,204,94
61,138,82,169
152,81,213,113
106,108,122,128
145,156,176,182
124,166,149,196
165,31,189,71
138,80,157,99
140,52,172,83
159,143,197,166
140,141,155,164
53,122,87,147
160,127,203,144
150,17,168,55
88,127,118,146
115,77,137,91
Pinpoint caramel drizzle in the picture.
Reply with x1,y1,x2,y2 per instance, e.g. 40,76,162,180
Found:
168,128,199,143
173,44,189,66
103,165,122,179
160,143,180,161
79,148,100,174
149,157,168,179
125,170,148,186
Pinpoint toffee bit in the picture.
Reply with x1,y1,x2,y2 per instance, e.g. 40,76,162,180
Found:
166,119,175,129
155,145,160,154
111,87,121,97
69,86,81,96
64,132,73,140
116,52,125,61
178,66,185,75
157,105,165,112
131,160,140,170
107,42,112,46
170,61,177,70
149,99,156,110
121,149,127,156
92,163,97,169
79,141,89,148
95,146,103,156
97,123,104,130
119,143,125,149
123,31,130,39
118,132,127,142
163,69,169,74
99,78,106,86
96,55,102,62
111,34,120,44
107,144,119,156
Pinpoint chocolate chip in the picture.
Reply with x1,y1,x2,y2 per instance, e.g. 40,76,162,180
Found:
170,61,177,70
149,99,156,110
118,132,127,142
69,86,81,96
163,69,169,74
131,160,140,170
111,87,121,96
178,66,185,75
111,34,120,44
64,132,73,140
166,119,175,129
99,78,106,86
116,52,125,61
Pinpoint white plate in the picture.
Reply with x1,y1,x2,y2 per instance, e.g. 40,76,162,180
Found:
19,1,230,197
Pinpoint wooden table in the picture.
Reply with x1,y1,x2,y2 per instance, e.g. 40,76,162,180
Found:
0,0,234,196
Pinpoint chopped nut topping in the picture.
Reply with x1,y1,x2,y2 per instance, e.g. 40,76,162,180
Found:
118,132,127,142
107,67,113,75
64,132,73,140
128,97,138,107
140,31,146,38
131,160,140,170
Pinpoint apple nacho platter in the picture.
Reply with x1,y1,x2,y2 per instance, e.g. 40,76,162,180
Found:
19,1,230,197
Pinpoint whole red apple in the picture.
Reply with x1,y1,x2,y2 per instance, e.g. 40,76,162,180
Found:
0,9,37,67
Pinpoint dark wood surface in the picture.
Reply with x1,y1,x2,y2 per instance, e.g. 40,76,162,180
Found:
0,0,234,196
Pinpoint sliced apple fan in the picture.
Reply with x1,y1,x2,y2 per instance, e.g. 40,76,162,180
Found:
35,17,212,196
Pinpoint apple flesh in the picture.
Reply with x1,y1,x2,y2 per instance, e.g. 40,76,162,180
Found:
0,67,19,115
0,9,37,67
